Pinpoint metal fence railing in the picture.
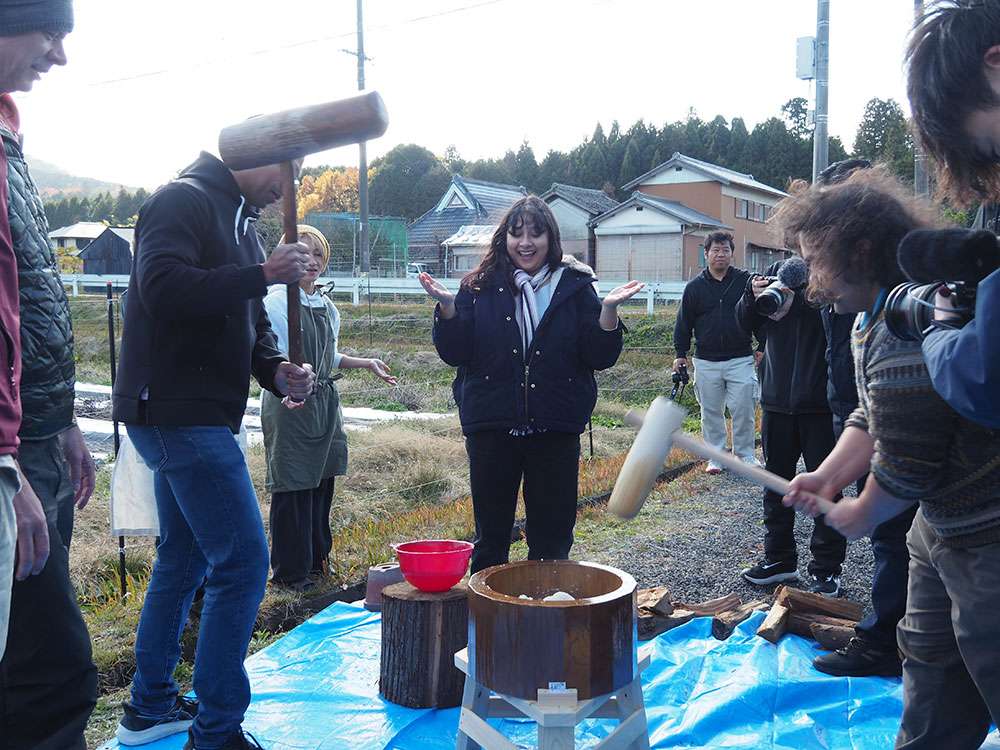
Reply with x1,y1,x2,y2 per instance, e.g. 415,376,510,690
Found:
61,274,685,314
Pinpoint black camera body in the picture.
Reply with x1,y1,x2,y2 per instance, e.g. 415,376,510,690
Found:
884,229,999,341
671,362,689,401
751,257,809,317
755,277,790,316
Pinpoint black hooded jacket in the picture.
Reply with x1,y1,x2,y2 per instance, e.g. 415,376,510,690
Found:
737,261,830,415
112,152,285,432
674,266,760,361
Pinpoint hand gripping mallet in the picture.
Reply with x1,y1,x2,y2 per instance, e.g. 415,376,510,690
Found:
608,396,836,519
218,91,389,365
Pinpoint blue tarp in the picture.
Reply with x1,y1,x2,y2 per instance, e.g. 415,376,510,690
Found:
100,602,906,750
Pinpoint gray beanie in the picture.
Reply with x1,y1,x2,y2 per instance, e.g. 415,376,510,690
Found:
0,0,73,37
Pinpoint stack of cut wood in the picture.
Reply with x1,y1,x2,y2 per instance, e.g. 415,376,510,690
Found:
637,584,865,647
637,587,768,641
755,585,863,650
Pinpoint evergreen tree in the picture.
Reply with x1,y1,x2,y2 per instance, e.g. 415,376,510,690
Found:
590,123,607,149
618,137,645,190
681,111,708,160
781,97,811,139
728,117,750,172
744,118,801,190
537,150,572,191
369,144,451,220
576,142,608,189
704,115,731,165
853,98,914,181
604,120,626,190
512,141,540,192
443,145,465,174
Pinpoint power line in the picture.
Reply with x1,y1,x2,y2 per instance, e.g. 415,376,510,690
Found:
87,0,512,87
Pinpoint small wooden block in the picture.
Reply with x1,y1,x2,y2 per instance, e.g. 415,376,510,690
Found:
711,600,768,640
756,603,790,644
637,586,674,616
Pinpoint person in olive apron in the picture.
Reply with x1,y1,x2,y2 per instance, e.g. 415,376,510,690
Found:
262,226,397,588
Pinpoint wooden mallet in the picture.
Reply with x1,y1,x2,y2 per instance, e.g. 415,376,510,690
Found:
607,396,836,519
218,91,389,365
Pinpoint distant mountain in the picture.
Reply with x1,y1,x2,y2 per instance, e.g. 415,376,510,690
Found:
25,155,138,199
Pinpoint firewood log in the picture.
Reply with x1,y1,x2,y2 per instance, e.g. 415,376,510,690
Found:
786,611,857,639
680,592,742,616
711,600,768,640
774,585,863,621
756,603,790,644
638,608,694,640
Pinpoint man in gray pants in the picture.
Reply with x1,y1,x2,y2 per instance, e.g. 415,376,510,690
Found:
673,231,763,474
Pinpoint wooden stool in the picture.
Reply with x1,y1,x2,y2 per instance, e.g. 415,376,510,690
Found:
379,580,469,708
454,644,652,750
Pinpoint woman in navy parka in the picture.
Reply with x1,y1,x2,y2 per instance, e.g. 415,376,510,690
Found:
420,196,642,573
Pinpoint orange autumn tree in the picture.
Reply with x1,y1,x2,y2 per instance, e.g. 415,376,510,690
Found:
296,167,363,219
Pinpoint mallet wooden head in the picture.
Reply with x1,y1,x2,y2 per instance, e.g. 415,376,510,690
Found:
607,397,685,520
218,91,389,171
608,397,836,520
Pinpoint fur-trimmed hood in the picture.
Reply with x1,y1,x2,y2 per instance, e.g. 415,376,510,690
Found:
560,254,597,279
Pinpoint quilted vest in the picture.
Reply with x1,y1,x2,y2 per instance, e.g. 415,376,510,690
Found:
0,125,75,439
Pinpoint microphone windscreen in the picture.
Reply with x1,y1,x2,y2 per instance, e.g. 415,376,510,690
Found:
898,229,999,284
777,256,809,289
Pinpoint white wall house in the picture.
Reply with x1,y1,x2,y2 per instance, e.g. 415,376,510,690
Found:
590,193,728,282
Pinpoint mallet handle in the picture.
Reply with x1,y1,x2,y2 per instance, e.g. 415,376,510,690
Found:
624,409,836,515
281,161,303,367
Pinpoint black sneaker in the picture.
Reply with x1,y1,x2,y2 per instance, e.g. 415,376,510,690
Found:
741,559,799,585
117,696,199,746
183,729,266,749
813,637,902,677
808,574,841,597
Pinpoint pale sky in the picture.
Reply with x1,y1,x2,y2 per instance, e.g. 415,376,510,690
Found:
13,0,915,191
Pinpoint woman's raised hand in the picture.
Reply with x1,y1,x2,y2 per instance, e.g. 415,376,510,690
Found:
418,272,454,305
603,280,645,308
367,358,398,385
418,272,456,319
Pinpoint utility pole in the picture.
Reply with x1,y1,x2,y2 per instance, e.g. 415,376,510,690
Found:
356,0,371,274
913,0,930,197
812,0,830,181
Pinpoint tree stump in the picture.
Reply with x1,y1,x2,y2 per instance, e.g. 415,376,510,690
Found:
379,580,469,708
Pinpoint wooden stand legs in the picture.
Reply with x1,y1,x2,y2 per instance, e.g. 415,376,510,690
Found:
454,645,652,750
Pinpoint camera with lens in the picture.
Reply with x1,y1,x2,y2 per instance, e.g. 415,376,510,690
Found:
671,362,689,401
751,256,809,316
755,277,791,316
884,229,1000,341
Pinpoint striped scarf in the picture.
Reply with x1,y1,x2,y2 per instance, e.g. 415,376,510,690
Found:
512,266,553,355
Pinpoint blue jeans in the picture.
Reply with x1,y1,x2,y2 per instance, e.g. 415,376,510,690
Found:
127,425,269,749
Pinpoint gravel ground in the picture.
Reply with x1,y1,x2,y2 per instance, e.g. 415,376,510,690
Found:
570,460,876,617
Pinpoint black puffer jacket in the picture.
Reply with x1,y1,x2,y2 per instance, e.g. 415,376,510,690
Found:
1,125,75,440
433,259,624,435
737,261,830,415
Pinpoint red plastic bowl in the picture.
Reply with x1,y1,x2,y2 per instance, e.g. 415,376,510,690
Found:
392,539,474,592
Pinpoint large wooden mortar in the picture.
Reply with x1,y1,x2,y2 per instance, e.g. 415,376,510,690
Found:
467,560,637,700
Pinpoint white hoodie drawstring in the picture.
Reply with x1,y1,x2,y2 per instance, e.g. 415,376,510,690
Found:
233,195,246,246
